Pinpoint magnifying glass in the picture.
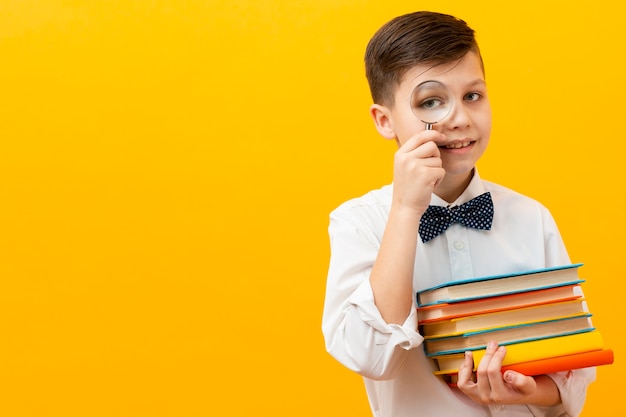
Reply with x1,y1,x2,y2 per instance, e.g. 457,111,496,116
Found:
410,80,453,130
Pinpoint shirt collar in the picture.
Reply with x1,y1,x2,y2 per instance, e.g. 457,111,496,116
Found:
430,169,486,207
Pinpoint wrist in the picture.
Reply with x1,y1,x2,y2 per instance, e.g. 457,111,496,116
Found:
389,202,428,222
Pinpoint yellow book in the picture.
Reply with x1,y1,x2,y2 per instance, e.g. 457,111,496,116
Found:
433,330,605,375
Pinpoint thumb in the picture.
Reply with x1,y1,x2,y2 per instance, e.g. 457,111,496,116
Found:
503,371,536,394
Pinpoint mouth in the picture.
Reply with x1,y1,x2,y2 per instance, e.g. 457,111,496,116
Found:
439,141,474,149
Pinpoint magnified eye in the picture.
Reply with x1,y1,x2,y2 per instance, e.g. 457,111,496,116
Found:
410,80,453,125
421,97,444,109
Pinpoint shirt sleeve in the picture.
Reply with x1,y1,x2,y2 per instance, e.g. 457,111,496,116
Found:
531,368,596,417
321,207,424,380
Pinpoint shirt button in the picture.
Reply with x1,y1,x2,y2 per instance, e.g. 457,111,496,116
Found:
454,241,464,250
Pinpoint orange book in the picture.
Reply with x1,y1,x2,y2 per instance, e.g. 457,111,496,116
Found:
421,299,588,337
418,284,583,324
445,349,614,386
501,348,614,375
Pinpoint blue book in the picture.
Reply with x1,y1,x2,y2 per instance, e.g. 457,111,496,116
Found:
417,264,584,307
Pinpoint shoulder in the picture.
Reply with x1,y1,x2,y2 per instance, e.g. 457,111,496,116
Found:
481,179,569,264
329,184,393,236
482,179,555,222
483,180,546,209
331,184,392,215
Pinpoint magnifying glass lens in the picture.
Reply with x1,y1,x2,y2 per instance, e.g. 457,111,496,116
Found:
410,81,452,129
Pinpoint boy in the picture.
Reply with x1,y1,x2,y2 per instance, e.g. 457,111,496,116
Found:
322,11,595,417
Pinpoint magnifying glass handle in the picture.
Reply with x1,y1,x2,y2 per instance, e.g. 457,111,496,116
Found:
425,123,433,130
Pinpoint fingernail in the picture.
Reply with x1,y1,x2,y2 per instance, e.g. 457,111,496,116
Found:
504,371,514,383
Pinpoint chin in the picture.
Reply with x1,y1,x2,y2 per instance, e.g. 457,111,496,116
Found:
443,163,477,177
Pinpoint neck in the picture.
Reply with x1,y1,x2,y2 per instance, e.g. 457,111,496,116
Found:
434,170,474,203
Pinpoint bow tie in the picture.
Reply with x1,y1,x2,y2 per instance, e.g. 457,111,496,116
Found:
419,192,494,243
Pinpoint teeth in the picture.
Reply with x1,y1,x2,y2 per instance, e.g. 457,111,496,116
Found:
445,142,471,149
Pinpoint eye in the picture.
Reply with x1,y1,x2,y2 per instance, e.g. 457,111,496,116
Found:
421,97,445,109
464,92,482,101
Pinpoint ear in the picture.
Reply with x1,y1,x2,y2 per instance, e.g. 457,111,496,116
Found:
369,104,397,140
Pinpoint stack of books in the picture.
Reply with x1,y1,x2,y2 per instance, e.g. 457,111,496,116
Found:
416,264,614,382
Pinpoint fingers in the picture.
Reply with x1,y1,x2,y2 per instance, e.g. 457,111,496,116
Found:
391,131,446,211
476,341,507,394
393,150,445,196
394,141,442,168
476,341,506,380
394,132,445,179
456,351,476,388
457,341,506,404
398,130,445,156
457,341,541,406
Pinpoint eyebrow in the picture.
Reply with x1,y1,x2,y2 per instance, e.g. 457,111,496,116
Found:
465,79,487,88
416,78,486,89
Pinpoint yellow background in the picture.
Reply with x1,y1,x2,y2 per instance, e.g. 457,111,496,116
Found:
0,1,622,415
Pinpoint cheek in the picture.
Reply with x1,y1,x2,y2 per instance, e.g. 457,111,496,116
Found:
394,115,424,144
475,106,492,137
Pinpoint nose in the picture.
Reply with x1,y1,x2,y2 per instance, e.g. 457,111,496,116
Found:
445,102,472,130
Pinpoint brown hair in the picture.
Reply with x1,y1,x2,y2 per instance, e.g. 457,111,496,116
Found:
365,11,482,107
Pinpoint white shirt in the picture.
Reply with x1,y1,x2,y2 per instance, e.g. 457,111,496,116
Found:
322,172,596,417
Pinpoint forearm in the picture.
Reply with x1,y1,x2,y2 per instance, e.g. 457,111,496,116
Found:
369,205,422,324
323,206,425,379
324,294,423,380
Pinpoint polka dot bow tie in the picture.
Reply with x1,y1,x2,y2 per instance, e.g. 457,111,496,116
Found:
419,192,494,243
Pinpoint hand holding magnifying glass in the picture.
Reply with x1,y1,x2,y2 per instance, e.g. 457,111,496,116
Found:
410,80,453,130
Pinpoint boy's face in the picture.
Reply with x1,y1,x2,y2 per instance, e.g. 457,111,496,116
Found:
385,51,492,179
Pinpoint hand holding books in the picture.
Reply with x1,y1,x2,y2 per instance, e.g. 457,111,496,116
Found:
416,264,614,383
